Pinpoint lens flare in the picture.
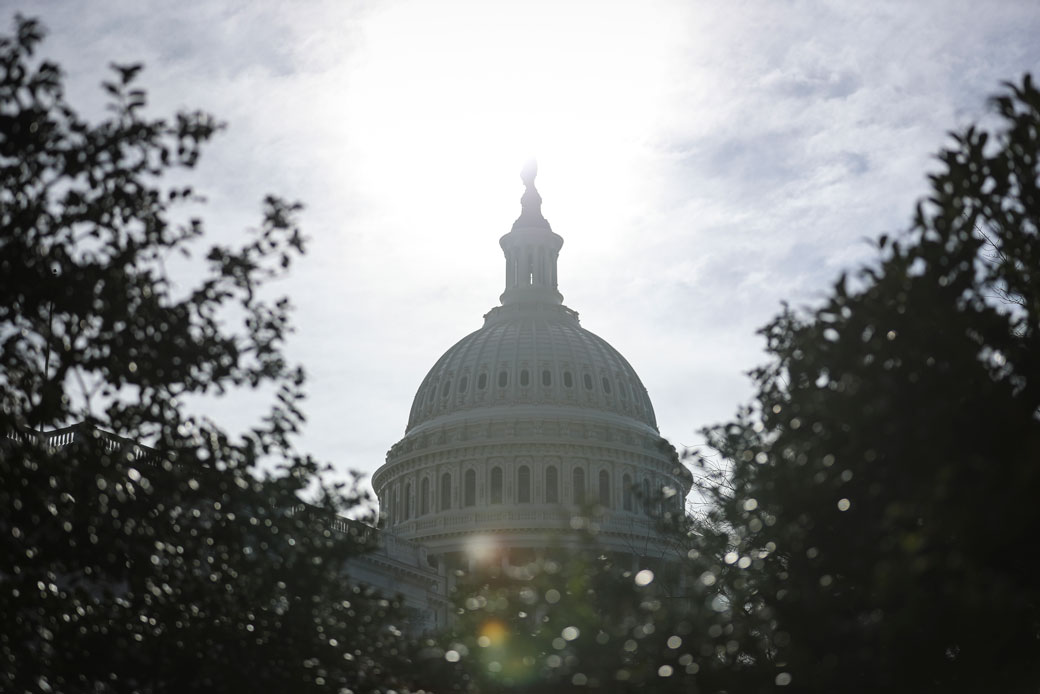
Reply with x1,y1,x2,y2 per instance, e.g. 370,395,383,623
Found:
465,534,498,566
480,619,508,647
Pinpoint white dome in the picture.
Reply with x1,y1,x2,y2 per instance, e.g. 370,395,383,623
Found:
406,303,658,433
372,164,690,562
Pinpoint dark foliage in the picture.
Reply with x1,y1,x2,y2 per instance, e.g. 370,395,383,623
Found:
697,75,1040,692
417,541,687,693
0,16,408,693
411,517,772,694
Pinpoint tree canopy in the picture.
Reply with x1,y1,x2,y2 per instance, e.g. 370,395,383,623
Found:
696,74,1040,692
0,16,408,693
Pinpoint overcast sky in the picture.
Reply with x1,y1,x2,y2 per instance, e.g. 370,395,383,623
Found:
12,1,1040,494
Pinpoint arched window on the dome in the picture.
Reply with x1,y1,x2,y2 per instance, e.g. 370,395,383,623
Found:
420,477,430,515
517,465,531,503
602,377,613,395
642,478,651,517
477,372,487,390
498,370,509,388
622,474,633,511
464,470,476,507
563,371,573,388
545,466,558,503
490,466,503,504
583,373,593,390
598,470,610,507
542,369,552,387
520,369,529,386
393,485,400,524
440,472,451,511
573,467,585,504
404,481,412,520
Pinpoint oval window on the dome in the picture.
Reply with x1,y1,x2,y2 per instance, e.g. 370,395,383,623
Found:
520,369,529,386
563,371,573,388
602,377,612,395
583,373,593,390
498,370,509,387
458,375,468,393
441,380,451,397
478,373,487,390
542,369,552,386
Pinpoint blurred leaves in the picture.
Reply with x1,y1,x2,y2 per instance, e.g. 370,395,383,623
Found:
415,535,760,694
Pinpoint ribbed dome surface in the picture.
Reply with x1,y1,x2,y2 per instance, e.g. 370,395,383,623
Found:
406,304,658,432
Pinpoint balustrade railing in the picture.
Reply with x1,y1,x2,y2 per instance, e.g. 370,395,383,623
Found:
5,422,153,462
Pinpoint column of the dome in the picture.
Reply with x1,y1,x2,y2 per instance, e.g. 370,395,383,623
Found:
499,161,565,306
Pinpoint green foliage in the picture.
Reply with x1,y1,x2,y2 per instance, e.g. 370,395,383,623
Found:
697,75,1040,692
0,16,408,692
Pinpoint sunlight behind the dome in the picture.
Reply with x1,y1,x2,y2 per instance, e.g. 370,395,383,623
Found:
340,0,687,273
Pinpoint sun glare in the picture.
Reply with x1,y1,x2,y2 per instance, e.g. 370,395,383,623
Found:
464,533,499,565
340,0,687,258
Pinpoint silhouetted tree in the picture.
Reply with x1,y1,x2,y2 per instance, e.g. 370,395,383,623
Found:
0,17,409,692
697,75,1040,693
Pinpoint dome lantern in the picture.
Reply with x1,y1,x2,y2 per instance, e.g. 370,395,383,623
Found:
499,160,565,306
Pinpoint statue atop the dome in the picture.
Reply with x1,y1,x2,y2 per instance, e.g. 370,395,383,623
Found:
517,159,546,224
521,159,537,188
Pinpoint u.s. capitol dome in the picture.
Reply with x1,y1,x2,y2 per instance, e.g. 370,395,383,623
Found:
372,163,691,566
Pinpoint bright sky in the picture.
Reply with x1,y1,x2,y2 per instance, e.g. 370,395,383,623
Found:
12,1,1040,493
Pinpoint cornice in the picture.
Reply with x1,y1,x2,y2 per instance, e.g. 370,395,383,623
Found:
373,414,677,488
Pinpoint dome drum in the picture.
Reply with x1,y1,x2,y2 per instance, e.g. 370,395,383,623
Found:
374,450,688,559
